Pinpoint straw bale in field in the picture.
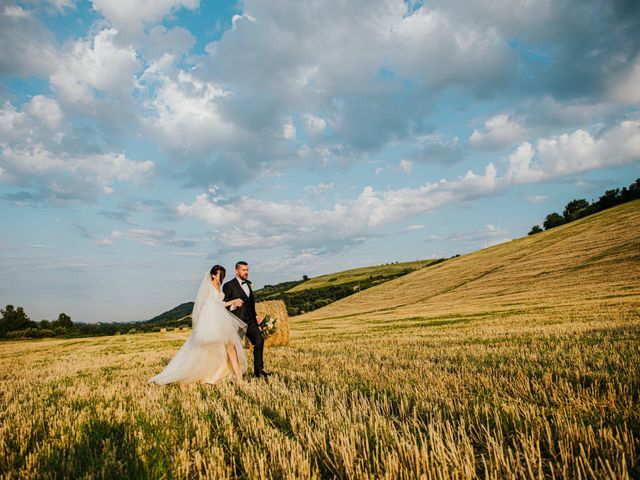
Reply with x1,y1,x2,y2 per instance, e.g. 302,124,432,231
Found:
252,300,290,347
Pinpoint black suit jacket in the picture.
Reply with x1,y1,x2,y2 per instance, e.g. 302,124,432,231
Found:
223,278,258,324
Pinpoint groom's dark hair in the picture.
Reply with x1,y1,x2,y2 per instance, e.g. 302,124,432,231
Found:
235,261,248,269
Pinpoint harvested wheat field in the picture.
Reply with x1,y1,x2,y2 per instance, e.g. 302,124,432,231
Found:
1,201,639,479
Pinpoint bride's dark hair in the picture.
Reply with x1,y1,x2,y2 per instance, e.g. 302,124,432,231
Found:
210,265,226,283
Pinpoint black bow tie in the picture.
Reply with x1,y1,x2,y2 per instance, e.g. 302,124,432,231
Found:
241,281,248,285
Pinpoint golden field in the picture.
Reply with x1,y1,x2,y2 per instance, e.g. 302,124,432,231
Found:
1,201,639,479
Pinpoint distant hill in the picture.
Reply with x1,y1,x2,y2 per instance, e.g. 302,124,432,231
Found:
295,199,640,325
140,302,193,328
285,259,443,292
148,258,444,323
255,258,444,315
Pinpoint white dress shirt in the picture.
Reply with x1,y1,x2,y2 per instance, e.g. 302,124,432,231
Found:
238,276,251,297
230,276,250,311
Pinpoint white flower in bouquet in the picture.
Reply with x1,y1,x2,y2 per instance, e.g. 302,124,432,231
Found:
260,314,277,338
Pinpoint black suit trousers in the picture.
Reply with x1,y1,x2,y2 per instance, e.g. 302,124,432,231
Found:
245,321,264,374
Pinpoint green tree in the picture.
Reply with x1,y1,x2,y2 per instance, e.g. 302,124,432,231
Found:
528,225,543,235
597,189,621,209
543,212,565,230
563,198,590,221
1,305,36,337
53,313,73,329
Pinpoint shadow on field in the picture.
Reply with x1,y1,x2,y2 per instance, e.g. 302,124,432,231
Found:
44,419,146,478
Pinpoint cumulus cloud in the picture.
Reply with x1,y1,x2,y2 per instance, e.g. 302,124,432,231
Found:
469,114,527,150
91,0,199,36
507,120,640,183
0,4,57,76
119,0,638,189
160,0,519,187
141,67,238,163
304,114,327,136
0,97,153,203
50,29,140,106
176,162,498,251
282,118,296,141
145,25,196,58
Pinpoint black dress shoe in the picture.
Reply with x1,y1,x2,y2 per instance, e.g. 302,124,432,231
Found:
253,372,268,381
259,369,272,377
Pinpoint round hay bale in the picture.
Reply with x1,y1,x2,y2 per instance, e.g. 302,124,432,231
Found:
255,300,290,347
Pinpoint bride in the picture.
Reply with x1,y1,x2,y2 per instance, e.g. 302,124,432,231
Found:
149,265,248,385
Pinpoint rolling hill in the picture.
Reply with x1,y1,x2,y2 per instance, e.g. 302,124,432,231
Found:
285,259,443,292
2,201,638,478
150,258,443,322
294,199,640,327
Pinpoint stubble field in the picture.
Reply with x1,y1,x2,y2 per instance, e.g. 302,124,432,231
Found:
1,201,639,479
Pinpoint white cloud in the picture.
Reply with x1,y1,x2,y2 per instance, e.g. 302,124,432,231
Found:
526,194,548,203
92,0,199,36
428,223,511,248
304,114,327,135
469,114,527,150
180,0,518,187
403,224,425,232
375,159,414,174
231,12,256,31
390,6,513,93
177,162,498,251
399,159,413,173
0,4,57,76
0,98,153,202
3,6,29,18
609,54,640,104
1,145,153,197
282,118,296,141
305,182,335,196
48,0,77,11
145,25,196,58
507,121,640,183
24,96,63,130
50,29,140,105
99,228,179,247
142,69,235,159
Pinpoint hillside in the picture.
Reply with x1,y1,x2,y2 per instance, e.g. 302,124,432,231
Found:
149,259,443,322
1,201,638,478
295,199,640,326
285,259,443,292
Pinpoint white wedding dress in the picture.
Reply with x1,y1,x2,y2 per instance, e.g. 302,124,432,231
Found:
149,273,248,385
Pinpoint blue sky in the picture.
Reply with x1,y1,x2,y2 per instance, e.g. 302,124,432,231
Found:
1,0,639,323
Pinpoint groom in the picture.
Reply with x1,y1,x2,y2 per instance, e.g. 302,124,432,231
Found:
223,261,271,379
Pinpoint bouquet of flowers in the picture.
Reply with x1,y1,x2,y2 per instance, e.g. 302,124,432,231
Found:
259,314,277,338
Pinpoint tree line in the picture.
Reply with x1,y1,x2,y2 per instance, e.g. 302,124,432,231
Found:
0,304,193,340
0,305,74,339
255,260,447,316
528,178,640,235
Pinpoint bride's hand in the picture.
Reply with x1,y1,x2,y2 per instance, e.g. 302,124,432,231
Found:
234,299,244,307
